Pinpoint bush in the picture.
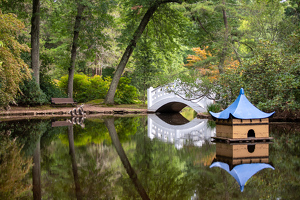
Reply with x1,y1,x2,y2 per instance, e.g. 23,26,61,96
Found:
16,76,48,106
40,73,66,101
58,74,91,102
58,74,139,104
115,77,139,104
85,75,110,100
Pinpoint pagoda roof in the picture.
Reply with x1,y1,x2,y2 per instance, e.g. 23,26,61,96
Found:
209,88,275,119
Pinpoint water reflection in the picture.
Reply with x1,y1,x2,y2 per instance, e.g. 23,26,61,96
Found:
210,142,275,192
0,117,300,199
105,117,150,200
52,117,85,128
68,125,83,199
148,114,216,149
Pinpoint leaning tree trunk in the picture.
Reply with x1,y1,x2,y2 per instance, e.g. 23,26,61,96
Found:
67,4,85,98
31,0,40,85
104,0,182,105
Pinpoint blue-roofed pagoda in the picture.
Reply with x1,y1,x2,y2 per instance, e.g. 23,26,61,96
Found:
210,88,275,143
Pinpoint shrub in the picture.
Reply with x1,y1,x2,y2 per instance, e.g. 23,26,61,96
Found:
85,75,110,100
58,74,91,102
58,74,139,104
16,77,48,106
115,77,139,104
40,73,66,101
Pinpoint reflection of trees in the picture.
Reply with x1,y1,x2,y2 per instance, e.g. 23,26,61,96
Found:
0,132,32,199
105,117,150,200
41,120,116,199
32,139,41,200
115,116,196,199
0,119,49,199
267,125,300,199
3,118,299,199
0,119,49,156
57,117,139,146
68,125,83,199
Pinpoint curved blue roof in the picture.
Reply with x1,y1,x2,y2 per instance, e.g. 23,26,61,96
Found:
210,162,275,192
209,88,275,119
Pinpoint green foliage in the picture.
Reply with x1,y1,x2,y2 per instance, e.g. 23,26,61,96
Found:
0,132,32,199
58,74,91,102
40,73,66,101
86,75,110,102
114,77,138,104
0,8,31,107
16,76,48,106
58,74,138,104
218,41,300,112
207,103,221,113
41,0,116,79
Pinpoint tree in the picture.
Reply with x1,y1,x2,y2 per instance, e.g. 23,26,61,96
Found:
67,2,86,98
104,0,183,104
31,0,41,85
0,9,31,109
42,0,114,98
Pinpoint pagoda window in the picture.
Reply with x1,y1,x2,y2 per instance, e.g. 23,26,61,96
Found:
248,129,255,138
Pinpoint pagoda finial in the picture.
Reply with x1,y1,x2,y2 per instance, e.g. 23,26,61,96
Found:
240,88,244,95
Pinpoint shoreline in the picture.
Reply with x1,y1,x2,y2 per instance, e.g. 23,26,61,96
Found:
0,104,148,120
0,105,299,122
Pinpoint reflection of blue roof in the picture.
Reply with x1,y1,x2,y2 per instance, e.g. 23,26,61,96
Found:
210,162,275,192
209,88,275,119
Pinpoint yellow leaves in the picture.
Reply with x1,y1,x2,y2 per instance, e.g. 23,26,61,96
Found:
185,46,240,83
185,46,212,67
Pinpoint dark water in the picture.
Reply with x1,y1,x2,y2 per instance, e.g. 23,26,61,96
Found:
0,115,299,200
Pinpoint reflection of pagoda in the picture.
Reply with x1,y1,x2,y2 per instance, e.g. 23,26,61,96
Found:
210,142,275,192
210,88,275,143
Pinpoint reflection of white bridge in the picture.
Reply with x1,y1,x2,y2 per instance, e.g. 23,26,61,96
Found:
148,114,216,149
147,85,213,113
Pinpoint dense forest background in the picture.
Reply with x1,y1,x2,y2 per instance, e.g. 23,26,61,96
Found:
0,0,299,113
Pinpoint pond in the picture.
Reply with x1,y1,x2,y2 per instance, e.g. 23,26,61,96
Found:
0,114,300,199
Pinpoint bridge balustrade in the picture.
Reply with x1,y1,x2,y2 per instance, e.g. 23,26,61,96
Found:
147,85,214,113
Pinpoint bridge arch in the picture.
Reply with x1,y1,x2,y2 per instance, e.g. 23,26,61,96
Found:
147,86,213,113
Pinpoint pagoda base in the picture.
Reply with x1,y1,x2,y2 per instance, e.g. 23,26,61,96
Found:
212,136,274,144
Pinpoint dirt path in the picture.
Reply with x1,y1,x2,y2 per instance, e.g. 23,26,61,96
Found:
0,104,148,120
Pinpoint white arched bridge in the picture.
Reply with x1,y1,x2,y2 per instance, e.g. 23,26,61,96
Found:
148,114,216,149
147,84,213,113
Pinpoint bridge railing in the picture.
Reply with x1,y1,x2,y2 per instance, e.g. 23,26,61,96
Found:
148,86,179,108
147,85,214,113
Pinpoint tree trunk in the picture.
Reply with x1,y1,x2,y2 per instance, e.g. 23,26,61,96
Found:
105,118,150,200
67,4,85,98
218,0,229,74
31,0,40,85
104,0,182,104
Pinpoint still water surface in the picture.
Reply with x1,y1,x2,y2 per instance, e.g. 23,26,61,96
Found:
0,114,299,199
